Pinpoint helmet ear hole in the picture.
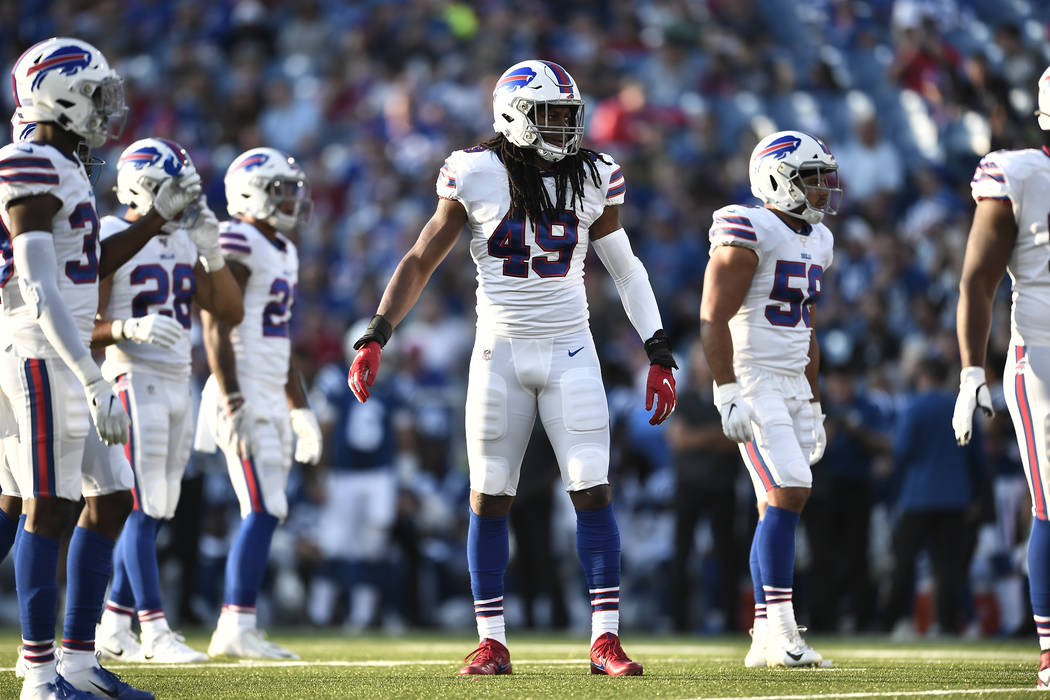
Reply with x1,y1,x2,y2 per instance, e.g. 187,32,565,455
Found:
768,175,779,192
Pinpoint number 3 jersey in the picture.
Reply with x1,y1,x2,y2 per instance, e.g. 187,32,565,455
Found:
708,205,834,376
0,141,99,358
437,146,626,337
219,218,298,393
98,216,197,379
971,147,1050,348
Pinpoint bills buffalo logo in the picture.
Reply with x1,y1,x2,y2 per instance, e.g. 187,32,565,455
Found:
494,66,537,95
27,46,92,91
230,152,270,172
757,134,803,161
118,145,185,176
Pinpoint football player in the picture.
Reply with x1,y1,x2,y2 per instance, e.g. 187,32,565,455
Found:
1,37,198,700
194,147,322,659
954,65,1050,689
347,59,677,676
93,138,243,663
700,130,839,668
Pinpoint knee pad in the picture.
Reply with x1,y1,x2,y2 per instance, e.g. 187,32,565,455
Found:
469,456,515,496
565,444,608,492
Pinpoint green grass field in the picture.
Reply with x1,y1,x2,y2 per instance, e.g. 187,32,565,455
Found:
0,629,1042,699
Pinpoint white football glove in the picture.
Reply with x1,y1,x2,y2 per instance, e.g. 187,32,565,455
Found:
714,381,754,443
217,392,255,460
290,407,322,465
152,168,203,221
809,401,827,465
83,376,129,445
111,314,184,349
186,198,224,272
953,366,993,445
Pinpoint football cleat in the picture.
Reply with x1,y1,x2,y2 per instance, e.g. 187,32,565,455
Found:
765,626,824,668
589,632,643,676
744,626,767,668
458,638,512,676
20,675,97,700
57,662,154,700
140,630,208,663
96,623,143,662
1037,650,1050,689
207,626,298,659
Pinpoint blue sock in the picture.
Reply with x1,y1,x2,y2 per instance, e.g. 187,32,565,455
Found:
109,545,136,610
1029,517,1050,649
0,507,18,562
16,529,60,643
13,513,26,561
758,505,800,593
576,504,621,640
750,518,766,615
467,511,508,604
120,510,162,612
224,512,278,607
63,527,115,651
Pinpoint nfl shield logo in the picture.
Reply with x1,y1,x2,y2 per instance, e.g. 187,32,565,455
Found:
482,349,492,361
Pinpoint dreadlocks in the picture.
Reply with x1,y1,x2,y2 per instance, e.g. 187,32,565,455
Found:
478,134,606,224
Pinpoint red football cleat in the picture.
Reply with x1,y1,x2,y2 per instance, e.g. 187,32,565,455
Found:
1037,649,1050,688
458,638,512,676
590,632,643,676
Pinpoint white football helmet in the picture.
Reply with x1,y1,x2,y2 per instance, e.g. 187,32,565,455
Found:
11,37,126,149
225,147,311,233
10,111,36,142
1036,65,1050,130
492,59,585,162
116,138,199,227
749,130,842,224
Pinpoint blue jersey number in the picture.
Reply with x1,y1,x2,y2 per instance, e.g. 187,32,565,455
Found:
130,263,197,329
65,203,99,284
487,210,579,278
263,278,296,337
765,261,822,328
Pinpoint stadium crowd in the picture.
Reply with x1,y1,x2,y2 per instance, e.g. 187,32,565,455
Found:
3,0,1050,639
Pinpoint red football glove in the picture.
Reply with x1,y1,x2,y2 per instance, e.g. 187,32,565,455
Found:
348,341,382,402
645,364,677,425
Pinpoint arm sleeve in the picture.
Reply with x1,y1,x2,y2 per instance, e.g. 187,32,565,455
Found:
12,231,104,387
591,228,663,341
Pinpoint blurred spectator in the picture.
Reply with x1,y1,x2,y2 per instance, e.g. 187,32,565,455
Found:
835,111,903,217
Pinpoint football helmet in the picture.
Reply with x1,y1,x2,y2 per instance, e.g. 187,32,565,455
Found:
116,137,199,227
1036,65,1050,130
749,130,841,224
224,147,311,233
10,111,35,142
492,59,585,162
11,37,126,149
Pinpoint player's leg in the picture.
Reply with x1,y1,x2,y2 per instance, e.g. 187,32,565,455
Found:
459,334,533,675
0,390,23,560
745,497,768,667
1003,345,1050,686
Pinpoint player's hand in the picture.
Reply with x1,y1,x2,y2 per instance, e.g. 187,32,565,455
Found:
953,366,993,445
645,364,677,425
348,341,381,402
186,198,224,271
83,376,129,445
714,381,754,443
809,401,826,465
218,391,254,460
113,314,184,349
153,168,203,221
290,407,322,465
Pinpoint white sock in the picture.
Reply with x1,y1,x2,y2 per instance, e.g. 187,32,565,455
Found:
102,602,135,632
58,648,97,673
767,601,798,639
751,617,769,643
138,609,171,642
220,605,257,632
590,587,620,645
474,596,506,648
22,656,56,688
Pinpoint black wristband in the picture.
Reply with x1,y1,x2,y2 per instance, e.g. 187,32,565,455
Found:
352,314,393,350
644,329,678,369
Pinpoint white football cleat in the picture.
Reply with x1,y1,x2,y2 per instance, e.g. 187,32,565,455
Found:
744,626,767,668
96,622,143,662
140,630,208,663
207,626,298,659
765,626,824,668
20,674,97,700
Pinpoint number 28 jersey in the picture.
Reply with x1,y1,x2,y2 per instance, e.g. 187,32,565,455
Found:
99,216,197,379
708,205,834,376
0,142,99,358
437,146,626,338
219,219,298,393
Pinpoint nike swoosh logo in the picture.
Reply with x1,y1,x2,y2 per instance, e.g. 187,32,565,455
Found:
568,347,584,357
99,645,122,657
662,378,672,391
592,660,605,671
91,680,120,698
786,651,803,661
144,654,154,660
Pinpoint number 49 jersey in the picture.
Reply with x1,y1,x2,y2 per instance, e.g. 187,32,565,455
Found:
219,219,298,392
0,141,99,358
708,205,834,376
971,147,1050,347
99,216,197,379
437,146,626,337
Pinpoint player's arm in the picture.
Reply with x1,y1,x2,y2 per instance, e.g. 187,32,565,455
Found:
591,205,678,424
91,273,186,350
202,260,250,398
805,316,821,404
193,261,244,327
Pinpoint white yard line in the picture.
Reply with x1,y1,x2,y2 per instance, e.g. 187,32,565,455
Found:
691,689,1040,700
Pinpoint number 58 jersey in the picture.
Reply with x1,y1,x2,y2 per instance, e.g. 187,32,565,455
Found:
0,141,99,358
708,205,834,376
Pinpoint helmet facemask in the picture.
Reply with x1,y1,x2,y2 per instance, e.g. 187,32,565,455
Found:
65,75,127,148
788,163,842,224
521,99,585,162
264,176,312,232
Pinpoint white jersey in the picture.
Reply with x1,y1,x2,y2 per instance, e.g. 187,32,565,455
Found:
436,146,626,337
971,147,1050,348
219,219,297,393
0,142,99,358
708,205,834,376
99,215,197,379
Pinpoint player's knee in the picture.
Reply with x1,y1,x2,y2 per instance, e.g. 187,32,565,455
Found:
470,490,514,517
564,444,608,492
767,485,810,512
82,490,133,537
469,456,515,497
569,483,611,510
